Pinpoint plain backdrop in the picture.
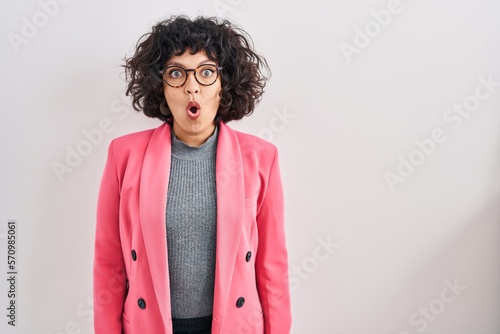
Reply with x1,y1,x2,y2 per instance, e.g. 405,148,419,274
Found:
1,0,500,333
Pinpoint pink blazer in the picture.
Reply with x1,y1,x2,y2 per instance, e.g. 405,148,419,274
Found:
93,122,291,334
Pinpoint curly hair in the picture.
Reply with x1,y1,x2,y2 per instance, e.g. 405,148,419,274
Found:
122,15,270,124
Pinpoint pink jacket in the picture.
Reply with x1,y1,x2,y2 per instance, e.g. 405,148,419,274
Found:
93,122,291,334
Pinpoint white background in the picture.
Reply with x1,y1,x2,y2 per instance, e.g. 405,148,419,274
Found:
1,0,500,333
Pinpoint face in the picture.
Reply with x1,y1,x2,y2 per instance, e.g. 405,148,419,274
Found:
163,50,222,147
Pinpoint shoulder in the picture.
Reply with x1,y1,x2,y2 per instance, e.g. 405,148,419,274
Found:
227,124,278,157
107,124,165,158
221,123,279,171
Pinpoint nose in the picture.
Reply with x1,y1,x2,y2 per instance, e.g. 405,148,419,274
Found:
184,71,199,94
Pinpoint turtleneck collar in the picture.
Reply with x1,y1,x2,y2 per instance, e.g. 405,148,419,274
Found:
170,125,219,160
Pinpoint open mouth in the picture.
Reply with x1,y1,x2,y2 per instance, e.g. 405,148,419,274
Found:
186,101,201,119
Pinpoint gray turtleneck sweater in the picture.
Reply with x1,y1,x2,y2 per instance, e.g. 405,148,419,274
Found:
166,125,218,319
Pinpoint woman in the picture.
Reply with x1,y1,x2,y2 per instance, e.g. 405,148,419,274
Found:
93,16,291,334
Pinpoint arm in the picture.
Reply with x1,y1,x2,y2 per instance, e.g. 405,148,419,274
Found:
255,147,292,333
93,141,127,333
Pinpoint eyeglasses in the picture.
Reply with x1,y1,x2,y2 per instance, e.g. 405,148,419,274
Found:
159,64,223,88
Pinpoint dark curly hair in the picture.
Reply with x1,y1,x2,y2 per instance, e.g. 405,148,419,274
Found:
122,15,270,124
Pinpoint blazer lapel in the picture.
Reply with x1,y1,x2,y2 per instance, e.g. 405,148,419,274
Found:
139,123,172,331
139,122,245,332
213,122,245,327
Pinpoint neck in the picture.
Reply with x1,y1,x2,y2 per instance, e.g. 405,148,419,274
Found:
172,123,216,147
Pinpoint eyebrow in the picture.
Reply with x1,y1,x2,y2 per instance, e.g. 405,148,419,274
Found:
165,59,216,67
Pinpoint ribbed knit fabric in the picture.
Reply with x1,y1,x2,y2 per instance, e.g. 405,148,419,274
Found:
166,125,218,319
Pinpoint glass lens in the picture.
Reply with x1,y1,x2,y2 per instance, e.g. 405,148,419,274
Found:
195,65,218,85
164,67,186,87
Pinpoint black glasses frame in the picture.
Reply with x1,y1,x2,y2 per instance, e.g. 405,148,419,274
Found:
159,64,223,88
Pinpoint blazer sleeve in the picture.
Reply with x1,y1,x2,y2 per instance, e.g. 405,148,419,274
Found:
255,147,292,333
93,141,127,333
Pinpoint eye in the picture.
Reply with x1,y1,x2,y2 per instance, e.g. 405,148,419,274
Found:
167,68,184,78
200,67,215,77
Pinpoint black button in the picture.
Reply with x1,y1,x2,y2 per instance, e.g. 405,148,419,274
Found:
236,297,245,308
131,250,137,261
138,298,146,309
245,251,252,262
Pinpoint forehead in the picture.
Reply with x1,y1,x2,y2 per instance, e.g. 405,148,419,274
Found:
166,50,215,67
